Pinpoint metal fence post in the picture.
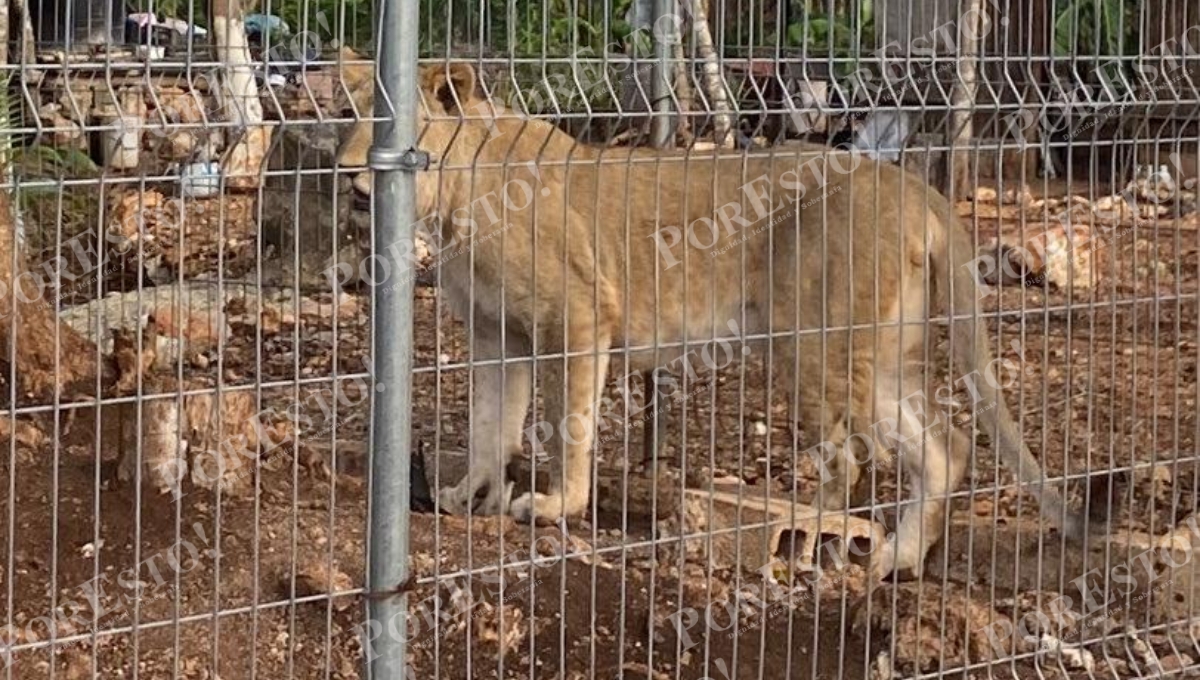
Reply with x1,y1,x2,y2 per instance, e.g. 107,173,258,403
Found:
651,0,676,147
366,0,422,677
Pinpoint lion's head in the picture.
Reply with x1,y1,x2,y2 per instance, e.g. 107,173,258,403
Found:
337,60,502,219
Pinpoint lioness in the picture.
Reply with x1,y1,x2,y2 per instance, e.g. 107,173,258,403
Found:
337,59,1091,578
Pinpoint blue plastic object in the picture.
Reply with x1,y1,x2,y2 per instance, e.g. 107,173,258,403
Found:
245,14,289,37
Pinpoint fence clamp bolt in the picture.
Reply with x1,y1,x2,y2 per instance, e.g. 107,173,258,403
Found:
368,147,431,172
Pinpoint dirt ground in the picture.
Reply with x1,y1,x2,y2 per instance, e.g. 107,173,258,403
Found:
0,168,1198,680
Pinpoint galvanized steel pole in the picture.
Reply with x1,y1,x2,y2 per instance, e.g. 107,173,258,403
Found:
365,0,421,676
651,0,675,148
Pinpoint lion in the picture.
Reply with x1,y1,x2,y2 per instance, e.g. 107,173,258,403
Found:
335,59,1092,579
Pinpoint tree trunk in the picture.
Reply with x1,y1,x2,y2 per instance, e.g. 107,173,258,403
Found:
12,0,33,68
0,0,8,83
685,0,734,148
212,0,272,189
0,5,104,403
672,39,694,145
949,0,983,200
0,190,109,404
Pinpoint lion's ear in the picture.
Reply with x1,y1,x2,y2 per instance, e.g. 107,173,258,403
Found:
423,62,478,115
339,47,374,94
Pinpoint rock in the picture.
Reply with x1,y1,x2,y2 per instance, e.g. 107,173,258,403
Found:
59,282,248,354
1095,195,1121,212
414,234,431,263
1098,658,1129,676
1039,635,1095,672
114,396,188,498
39,104,85,148
972,498,994,516
258,305,284,335
297,294,362,323
149,303,227,350
1038,224,1104,290
353,172,371,195
971,186,998,202
1128,164,1178,202
1028,197,1061,212
669,487,887,574
854,581,1010,673
1159,654,1194,674
165,130,198,158
295,560,356,611
151,335,185,371
1001,184,1033,206
472,602,527,657
986,224,1105,291
154,87,206,125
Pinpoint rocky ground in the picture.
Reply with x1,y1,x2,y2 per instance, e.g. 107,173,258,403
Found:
0,149,1197,680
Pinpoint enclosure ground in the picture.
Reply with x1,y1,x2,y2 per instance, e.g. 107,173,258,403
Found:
1,180,1198,678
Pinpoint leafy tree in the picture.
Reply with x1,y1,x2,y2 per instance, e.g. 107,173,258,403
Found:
1053,0,1136,57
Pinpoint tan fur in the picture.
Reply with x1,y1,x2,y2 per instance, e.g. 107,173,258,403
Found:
337,57,1092,578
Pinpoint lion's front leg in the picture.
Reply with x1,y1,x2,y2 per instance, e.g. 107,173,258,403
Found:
439,330,532,516
511,334,612,524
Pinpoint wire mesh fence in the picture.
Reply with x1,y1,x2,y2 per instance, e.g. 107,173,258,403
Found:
0,0,1196,678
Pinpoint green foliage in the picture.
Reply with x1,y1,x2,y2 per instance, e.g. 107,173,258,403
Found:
9,145,103,255
417,0,632,116
1053,0,1135,56
420,0,612,55
123,1,375,49
509,3,604,54
12,145,100,181
783,0,873,58
272,0,374,50
786,15,856,54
